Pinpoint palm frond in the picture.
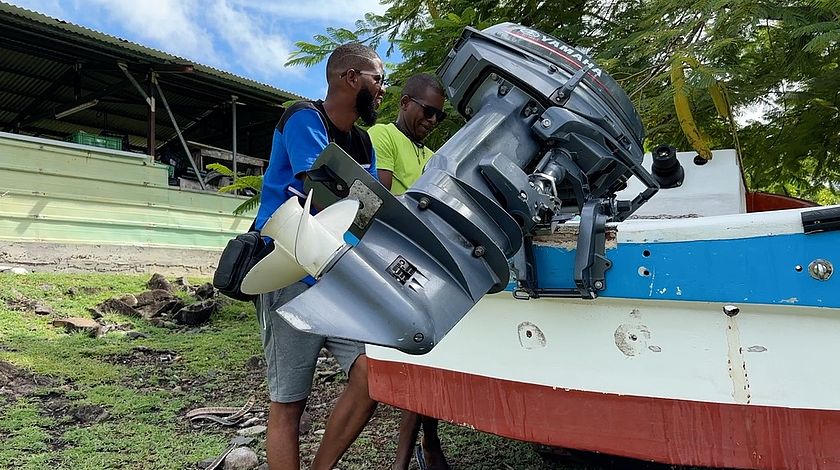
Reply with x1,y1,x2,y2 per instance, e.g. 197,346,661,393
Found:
218,176,263,194
233,195,260,216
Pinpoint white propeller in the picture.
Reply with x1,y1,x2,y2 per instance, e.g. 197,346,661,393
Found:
240,190,359,295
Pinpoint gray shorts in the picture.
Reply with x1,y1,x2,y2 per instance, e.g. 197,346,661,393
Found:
256,282,366,403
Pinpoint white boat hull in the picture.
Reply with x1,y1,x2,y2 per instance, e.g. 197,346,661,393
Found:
368,294,840,469
367,200,840,469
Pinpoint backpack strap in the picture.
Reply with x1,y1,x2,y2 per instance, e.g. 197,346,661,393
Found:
276,100,373,164
276,100,333,143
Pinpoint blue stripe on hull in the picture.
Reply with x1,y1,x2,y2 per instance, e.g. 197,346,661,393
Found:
532,232,839,308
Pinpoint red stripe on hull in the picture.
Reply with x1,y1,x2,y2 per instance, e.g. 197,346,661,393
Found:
368,359,840,470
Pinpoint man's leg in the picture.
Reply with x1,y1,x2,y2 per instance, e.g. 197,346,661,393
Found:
265,399,306,470
311,354,378,470
392,410,422,470
420,417,449,469
257,283,323,470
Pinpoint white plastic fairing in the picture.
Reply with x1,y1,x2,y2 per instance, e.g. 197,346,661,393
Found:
240,191,358,295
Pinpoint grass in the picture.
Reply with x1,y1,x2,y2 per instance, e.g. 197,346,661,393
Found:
0,273,607,469
0,273,254,469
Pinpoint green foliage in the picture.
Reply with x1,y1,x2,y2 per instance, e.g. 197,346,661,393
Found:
0,399,54,469
206,163,261,215
0,273,258,469
290,0,840,202
287,28,365,68
58,422,225,470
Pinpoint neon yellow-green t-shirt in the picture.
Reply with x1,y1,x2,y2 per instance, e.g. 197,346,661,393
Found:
368,123,434,195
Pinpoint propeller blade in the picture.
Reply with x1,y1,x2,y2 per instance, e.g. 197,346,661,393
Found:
240,248,306,295
241,196,309,295
294,192,357,277
240,191,360,295
315,198,359,237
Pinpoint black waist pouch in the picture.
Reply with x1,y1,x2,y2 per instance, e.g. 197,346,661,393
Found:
213,231,269,301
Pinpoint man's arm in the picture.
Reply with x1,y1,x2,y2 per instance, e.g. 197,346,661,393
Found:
286,109,331,184
368,125,395,190
378,169,393,190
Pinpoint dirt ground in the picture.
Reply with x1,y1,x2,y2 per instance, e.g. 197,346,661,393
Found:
0,273,701,470
0,354,696,470
0,354,552,469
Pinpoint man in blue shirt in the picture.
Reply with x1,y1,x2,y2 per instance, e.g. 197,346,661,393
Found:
255,43,385,470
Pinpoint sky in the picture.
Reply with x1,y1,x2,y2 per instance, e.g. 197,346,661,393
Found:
6,0,397,99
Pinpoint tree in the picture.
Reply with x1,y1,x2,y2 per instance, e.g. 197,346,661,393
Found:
288,0,839,203
206,163,262,215
286,0,604,150
599,0,840,202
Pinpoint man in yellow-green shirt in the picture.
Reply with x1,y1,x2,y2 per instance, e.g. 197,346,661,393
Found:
368,73,446,195
369,73,451,470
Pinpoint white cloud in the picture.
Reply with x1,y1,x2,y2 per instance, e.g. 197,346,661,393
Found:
207,0,304,80
227,0,388,24
6,0,67,18
86,0,221,65
7,0,220,65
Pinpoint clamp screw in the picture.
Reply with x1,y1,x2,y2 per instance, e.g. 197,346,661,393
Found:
413,333,424,343
541,118,552,128
418,197,431,210
472,245,486,257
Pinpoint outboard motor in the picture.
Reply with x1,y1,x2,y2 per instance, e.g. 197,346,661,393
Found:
242,23,658,354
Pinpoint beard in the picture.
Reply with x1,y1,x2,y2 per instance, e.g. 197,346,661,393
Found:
355,87,378,126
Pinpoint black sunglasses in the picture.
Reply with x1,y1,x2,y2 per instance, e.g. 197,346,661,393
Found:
409,97,447,121
340,68,388,86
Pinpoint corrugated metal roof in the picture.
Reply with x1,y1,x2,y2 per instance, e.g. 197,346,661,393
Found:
0,1,302,161
0,2,305,102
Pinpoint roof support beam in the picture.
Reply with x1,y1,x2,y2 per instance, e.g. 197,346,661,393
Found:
157,103,220,150
14,78,132,128
231,95,238,190
147,73,156,157
154,75,206,190
119,63,160,159
4,66,76,132
118,63,154,107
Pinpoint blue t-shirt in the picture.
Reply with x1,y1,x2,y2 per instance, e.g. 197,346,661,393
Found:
256,106,377,285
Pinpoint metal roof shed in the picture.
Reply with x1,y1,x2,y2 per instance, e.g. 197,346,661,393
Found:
0,2,304,185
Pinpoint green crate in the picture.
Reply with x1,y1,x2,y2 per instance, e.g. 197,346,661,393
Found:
66,131,123,151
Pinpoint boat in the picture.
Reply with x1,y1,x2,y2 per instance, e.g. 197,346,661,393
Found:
241,22,839,470
366,148,840,470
